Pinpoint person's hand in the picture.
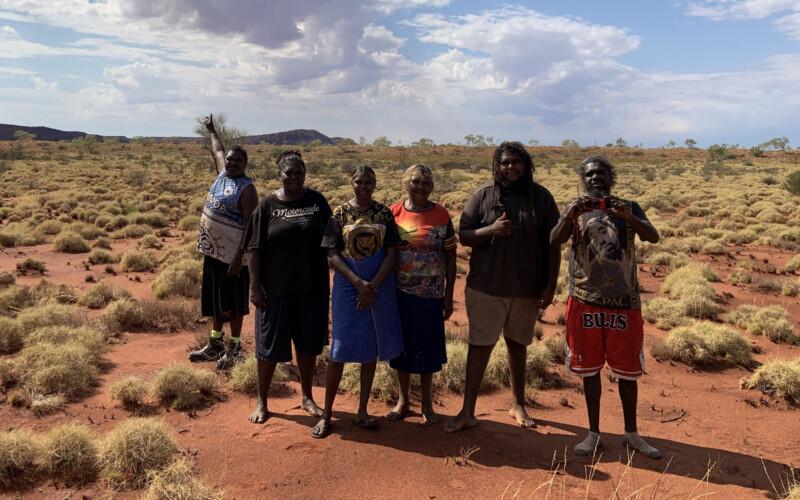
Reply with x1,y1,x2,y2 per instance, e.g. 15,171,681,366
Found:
606,197,633,221
355,279,376,310
227,258,242,278
536,285,556,310
565,197,593,220
488,212,513,237
203,114,216,133
443,296,454,320
250,287,268,309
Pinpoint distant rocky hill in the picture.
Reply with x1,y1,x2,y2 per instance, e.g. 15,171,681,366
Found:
0,123,342,145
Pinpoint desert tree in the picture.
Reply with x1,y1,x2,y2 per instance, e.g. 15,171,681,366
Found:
194,112,248,172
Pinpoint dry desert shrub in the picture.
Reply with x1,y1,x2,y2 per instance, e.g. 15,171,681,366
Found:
434,339,468,393
0,317,23,354
120,249,157,272
151,364,217,410
111,223,151,240
0,271,15,286
651,321,752,367
66,221,105,240
41,423,99,485
647,251,689,269
729,268,752,286
660,264,721,319
16,257,46,275
139,234,163,249
131,212,168,228
102,297,196,332
78,281,131,309
544,333,566,364
91,236,112,249
30,393,67,416
700,240,728,255
34,219,62,236
142,458,222,500
642,297,694,330
87,248,120,265
229,355,288,394
15,303,83,332
178,215,199,231
53,231,90,253
29,279,78,304
741,358,800,404
151,259,201,299
110,376,150,409
100,418,178,489
727,304,797,343
25,325,106,362
0,430,40,487
787,254,800,273
15,341,100,398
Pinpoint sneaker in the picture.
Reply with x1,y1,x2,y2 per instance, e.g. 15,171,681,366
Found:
188,337,225,362
216,341,245,370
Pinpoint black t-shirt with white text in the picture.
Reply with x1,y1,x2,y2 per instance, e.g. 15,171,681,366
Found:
245,189,332,297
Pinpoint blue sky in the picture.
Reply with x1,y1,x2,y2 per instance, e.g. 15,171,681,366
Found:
1,0,799,147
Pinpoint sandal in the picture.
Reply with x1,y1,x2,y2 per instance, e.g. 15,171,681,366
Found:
311,419,332,439
352,416,379,429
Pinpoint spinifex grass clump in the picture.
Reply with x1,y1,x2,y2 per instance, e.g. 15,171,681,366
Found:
741,358,800,404
229,355,287,394
16,257,46,275
26,325,106,362
15,303,82,332
642,297,694,330
15,341,100,399
142,458,222,500
151,259,202,299
651,321,752,367
0,430,40,487
151,364,217,410
0,271,15,286
0,317,23,354
120,249,157,272
42,423,99,485
726,305,797,343
78,281,132,309
659,264,721,319
87,248,120,265
340,362,398,402
103,298,196,332
110,376,149,410
53,231,90,253
100,418,178,489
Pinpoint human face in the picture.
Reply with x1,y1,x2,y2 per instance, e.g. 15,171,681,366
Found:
352,172,376,204
406,172,433,206
583,162,612,197
280,162,306,194
497,152,524,184
224,150,247,177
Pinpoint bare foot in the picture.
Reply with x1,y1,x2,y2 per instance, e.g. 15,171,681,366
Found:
509,404,537,429
421,407,440,425
386,402,410,421
444,412,479,433
301,398,323,418
248,402,269,424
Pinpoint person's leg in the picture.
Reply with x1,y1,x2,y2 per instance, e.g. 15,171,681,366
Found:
444,343,494,432
297,352,323,417
216,314,245,370
420,373,439,424
619,378,662,459
505,337,536,428
574,373,602,456
356,362,378,426
312,360,344,438
248,358,277,424
387,370,411,421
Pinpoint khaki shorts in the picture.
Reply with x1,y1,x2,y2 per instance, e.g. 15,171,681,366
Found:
465,287,540,346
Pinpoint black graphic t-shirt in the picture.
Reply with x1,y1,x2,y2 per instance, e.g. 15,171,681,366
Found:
245,189,332,297
568,200,648,309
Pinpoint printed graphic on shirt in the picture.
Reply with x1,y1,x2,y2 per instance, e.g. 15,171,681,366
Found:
322,203,399,261
569,200,647,309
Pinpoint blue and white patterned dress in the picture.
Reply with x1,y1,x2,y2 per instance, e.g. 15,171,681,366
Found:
197,171,253,264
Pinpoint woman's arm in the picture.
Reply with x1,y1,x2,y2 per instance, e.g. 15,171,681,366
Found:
443,248,456,319
248,250,267,309
328,249,375,309
202,114,226,173
229,184,259,278
369,246,397,290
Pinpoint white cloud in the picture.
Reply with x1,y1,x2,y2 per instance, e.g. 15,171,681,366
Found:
686,0,800,39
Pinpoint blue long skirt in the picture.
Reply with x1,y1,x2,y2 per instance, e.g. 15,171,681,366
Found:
330,250,404,363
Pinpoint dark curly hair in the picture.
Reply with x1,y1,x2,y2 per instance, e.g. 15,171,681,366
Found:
578,155,616,188
229,145,248,164
276,150,305,172
490,141,536,208
351,165,376,180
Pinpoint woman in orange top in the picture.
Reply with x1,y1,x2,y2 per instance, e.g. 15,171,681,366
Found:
387,164,457,424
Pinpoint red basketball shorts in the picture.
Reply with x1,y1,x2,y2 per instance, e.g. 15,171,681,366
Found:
565,297,644,380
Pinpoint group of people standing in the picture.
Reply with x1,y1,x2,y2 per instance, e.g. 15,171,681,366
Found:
189,115,663,459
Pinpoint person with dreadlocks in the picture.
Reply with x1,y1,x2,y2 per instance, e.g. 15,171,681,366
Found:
550,155,662,459
190,114,258,369
243,150,332,424
445,141,561,433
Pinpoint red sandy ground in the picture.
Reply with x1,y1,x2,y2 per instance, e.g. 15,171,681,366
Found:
1,237,798,499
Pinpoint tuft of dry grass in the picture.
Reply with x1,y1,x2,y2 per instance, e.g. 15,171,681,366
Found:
0,271,15,286
0,317,23,354
151,364,217,410
660,264,721,319
151,259,201,299
53,231,90,253
0,430,40,487
642,297,694,330
16,257,46,275
434,339,468,393
30,393,67,416
727,304,797,343
16,340,100,399
651,321,752,367
100,418,178,489
78,281,131,309
41,423,99,485
340,362,398,402
15,303,83,332
110,376,150,409
142,458,223,500
741,357,800,404
103,298,196,333
87,248,120,265
229,355,288,394
120,249,157,272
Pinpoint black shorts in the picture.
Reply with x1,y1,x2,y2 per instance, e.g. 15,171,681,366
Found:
255,290,329,362
201,255,250,322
